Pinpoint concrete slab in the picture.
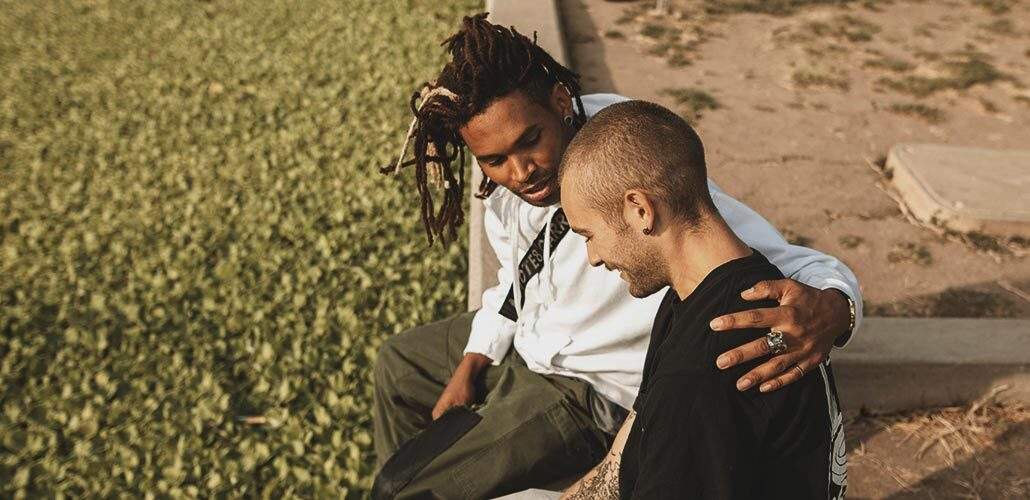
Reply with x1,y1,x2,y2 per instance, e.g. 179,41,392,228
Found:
469,0,568,310
887,143,1030,238
835,317,1030,413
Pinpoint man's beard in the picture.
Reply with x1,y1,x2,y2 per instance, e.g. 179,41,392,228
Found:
611,232,668,298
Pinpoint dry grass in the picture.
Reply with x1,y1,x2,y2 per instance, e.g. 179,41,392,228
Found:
971,0,1018,15
839,234,865,249
792,69,851,90
850,387,1030,497
640,20,671,39
887,102,947,124
877,50,1011,98
980,18,1020,37
865,286,1021,317
887,241,933,266
660,87,722,123
793,14,882,43
781,229,814,247
857,387,1028,467
703,0,885,17
863,52,915,72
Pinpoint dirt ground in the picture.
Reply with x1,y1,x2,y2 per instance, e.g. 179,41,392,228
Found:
561,0,1030,318
845,398,1030,499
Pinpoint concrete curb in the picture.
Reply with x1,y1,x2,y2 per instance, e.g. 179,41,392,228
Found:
465,0,1030,413
835,317,1030,413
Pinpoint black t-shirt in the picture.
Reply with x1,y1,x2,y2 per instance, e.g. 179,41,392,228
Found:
618,250,847,499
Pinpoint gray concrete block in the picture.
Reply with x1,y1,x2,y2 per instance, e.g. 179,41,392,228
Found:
887,143,1030,238
835,317,1030,413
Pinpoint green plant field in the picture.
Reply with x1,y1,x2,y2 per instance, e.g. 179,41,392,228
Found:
0,0,476,496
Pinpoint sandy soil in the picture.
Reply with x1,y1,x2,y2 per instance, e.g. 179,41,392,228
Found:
846,400,1030,499
561,0,1030,318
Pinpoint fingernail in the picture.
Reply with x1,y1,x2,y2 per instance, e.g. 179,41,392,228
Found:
710,318,723,329
736,378,751,390
760,383,772,392
716,356,730,369
742,287,754,297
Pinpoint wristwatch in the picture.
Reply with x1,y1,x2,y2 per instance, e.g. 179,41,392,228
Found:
831,289,856,348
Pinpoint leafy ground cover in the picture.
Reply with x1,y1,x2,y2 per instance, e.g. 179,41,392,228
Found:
0,0,476,496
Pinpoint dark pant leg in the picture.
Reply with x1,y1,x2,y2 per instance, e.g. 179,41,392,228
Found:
373,310,477,467
395,359,610,500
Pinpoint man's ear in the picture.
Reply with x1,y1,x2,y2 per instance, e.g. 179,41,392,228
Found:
623,189,656,234
550,82,573,117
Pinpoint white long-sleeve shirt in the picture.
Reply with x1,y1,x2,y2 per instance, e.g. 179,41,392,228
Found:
465,94,863,410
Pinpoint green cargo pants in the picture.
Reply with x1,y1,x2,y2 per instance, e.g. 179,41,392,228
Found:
372,311,612,499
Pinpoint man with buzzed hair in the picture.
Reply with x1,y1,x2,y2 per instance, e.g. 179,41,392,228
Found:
558,101,846,499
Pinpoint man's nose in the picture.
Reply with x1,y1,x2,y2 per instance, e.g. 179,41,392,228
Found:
509,156,535,184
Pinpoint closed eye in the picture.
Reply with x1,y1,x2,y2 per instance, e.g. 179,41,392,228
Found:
522,130,541,147
478,126,541,168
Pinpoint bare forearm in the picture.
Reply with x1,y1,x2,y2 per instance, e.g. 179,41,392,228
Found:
561,450,622,500
454,352,492,380
561,411,636,500
432,353,493,420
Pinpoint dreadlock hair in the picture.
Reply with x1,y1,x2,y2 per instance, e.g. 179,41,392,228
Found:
381,12,587,245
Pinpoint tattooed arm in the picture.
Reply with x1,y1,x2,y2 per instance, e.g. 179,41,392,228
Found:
560,411,637,500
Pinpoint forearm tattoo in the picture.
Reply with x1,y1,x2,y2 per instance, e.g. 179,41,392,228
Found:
563,450,622,500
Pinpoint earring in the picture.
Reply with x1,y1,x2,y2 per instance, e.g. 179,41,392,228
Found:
563,115,574,127
642,227,652,235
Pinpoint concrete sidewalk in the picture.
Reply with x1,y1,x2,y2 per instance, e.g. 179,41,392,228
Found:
835,317,1030,412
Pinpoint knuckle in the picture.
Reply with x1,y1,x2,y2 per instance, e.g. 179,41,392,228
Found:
747,310,763,324
783,305,798,324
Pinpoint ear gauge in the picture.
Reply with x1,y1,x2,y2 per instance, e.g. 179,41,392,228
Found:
642,227,652,235
563,115,574,127
559,81,573,98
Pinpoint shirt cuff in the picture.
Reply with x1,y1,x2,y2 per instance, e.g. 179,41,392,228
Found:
463,320,516,366
817,280,862,349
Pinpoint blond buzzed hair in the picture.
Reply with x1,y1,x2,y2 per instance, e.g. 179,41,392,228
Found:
559,100,715,228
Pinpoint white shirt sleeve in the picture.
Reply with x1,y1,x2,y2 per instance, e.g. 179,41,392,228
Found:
464,194,518,364
709,180,864,347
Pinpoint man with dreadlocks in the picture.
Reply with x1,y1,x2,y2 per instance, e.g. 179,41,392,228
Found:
373,13,862,499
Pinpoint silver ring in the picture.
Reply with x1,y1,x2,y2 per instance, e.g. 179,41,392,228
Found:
792,364,805,377
765,330,787,355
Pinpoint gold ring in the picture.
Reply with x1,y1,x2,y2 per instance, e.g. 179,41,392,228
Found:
793,364,805,377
